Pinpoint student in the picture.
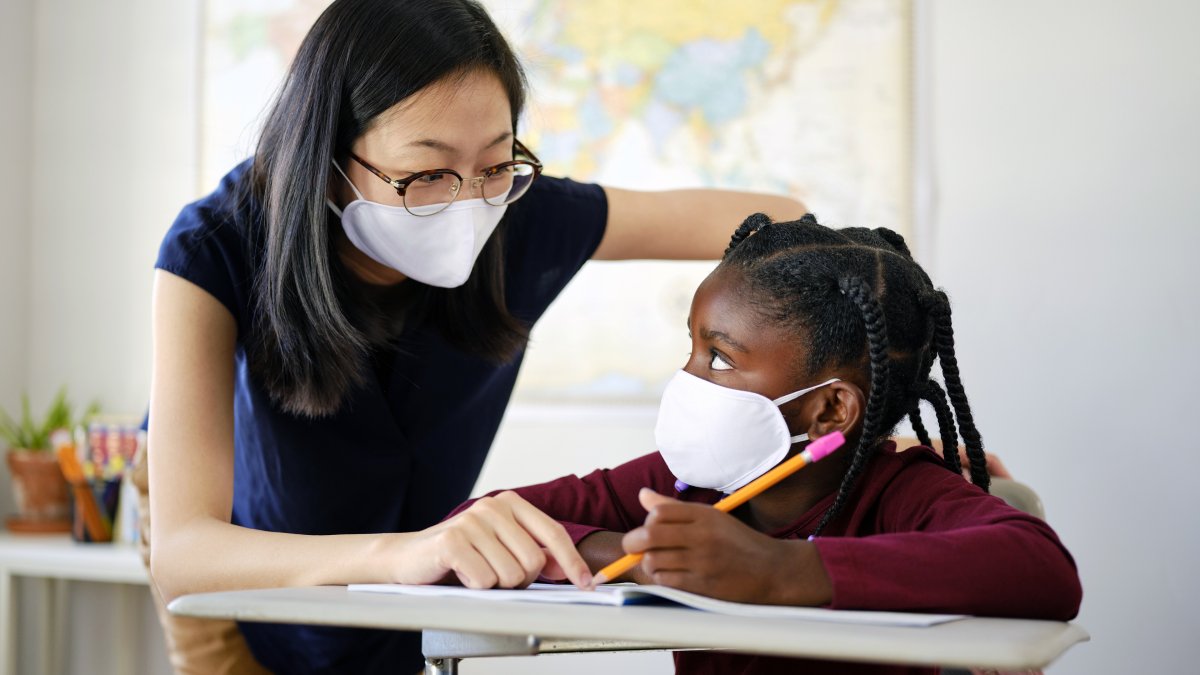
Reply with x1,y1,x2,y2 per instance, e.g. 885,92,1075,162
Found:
447,213,1083,675
143,1,808,673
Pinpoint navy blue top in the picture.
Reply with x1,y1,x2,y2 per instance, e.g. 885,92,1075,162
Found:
155,160,607,673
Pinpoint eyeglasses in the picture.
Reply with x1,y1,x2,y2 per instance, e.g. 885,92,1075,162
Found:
348,139,543,216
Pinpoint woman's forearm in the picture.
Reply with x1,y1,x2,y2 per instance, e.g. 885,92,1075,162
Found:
151,516,422,602
154,490,596,602
597,187,807,260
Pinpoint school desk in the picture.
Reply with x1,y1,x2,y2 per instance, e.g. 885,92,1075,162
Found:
169,585,1089,674
0,533,149,675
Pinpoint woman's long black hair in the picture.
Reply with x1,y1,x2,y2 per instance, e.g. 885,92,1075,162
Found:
241,0,529,417
722,213,990,534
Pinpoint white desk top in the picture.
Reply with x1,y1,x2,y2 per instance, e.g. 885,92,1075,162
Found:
170,586,1088,670
0,533,147,584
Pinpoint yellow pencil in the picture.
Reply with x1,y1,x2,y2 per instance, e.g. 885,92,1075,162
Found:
593,431,845,585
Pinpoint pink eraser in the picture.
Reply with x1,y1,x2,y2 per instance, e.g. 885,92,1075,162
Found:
806,431,845,462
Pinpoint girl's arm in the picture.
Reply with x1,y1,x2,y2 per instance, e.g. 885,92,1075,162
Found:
810,460,1082,619
625,457,1081,619
593,187,807,260
148,271,591,602
447,446,1078,618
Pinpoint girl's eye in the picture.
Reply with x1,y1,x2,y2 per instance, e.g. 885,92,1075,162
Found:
710,350,733,371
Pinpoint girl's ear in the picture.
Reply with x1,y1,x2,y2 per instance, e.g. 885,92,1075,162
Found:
806,381,865,438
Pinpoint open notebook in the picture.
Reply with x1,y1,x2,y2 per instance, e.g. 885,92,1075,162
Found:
347,583,963,627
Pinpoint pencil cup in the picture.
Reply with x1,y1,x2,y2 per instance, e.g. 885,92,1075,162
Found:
70,477,120,543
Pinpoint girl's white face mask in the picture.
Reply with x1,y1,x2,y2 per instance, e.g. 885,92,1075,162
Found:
327,160,506,288
654,370,840,493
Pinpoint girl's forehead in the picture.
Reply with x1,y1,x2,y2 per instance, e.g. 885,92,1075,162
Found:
692,267,748,316
692,268,806,352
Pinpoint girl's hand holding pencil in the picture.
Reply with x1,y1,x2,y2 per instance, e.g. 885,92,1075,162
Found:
612,488,834,605
592,432,844,605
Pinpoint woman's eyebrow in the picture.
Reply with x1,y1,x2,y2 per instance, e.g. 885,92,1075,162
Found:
405,131,513,155
485,131,513,149
405,138,458,153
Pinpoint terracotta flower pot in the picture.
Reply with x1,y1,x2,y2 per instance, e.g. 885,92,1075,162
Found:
5,449,72,533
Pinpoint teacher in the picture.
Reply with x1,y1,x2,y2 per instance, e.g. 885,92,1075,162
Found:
143,0,804,673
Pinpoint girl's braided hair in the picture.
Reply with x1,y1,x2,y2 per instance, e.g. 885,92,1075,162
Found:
722,213,988,534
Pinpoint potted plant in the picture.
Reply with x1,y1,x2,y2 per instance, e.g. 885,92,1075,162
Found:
0,388,98,533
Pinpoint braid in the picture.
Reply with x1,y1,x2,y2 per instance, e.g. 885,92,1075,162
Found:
724,212,774,256
922,379,961,475
908,404,932,447
873,227,913,258
906,305,939,453
813,274,891,535
930,295,989,491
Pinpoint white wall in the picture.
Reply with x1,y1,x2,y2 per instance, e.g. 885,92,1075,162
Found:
0,0,35,514
26,0,200,416
926,1,1199,672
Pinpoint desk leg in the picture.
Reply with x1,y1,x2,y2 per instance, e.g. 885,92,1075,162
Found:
0,569,13,675
425,657,460,675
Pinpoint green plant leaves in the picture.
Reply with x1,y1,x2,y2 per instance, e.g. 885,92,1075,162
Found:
0,387,100,451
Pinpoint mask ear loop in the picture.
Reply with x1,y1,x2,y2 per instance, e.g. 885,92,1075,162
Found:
772,378,841,445
326,158,366,217
771,378,841,407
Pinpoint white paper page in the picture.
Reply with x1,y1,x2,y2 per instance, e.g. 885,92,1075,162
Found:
349,583,622,606
348,583,964,627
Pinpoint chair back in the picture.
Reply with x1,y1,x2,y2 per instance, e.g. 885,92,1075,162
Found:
990,478,1045,520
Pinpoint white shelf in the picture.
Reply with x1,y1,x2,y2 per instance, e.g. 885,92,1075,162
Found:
0,533,147,585
0,533,151,675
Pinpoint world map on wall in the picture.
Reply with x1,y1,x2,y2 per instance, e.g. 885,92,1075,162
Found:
204,0,911,400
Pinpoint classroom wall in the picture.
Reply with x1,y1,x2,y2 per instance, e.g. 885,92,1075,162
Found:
922,1,1200,672
26,0,201,416
0,0,35,513
1,1,1196,674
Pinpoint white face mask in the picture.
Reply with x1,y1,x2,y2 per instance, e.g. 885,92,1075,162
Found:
654,370,840,493
327,160,507,288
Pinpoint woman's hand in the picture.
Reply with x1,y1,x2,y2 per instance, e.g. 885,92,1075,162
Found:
620,489,832,606
398,491,593,591
893,437,1013,480
962,448,1011,480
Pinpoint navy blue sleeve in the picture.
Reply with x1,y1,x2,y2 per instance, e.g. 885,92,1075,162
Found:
500,175,607,323
154,165,255,336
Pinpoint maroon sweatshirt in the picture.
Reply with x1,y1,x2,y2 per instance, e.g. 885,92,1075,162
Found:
448,444,1082,674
